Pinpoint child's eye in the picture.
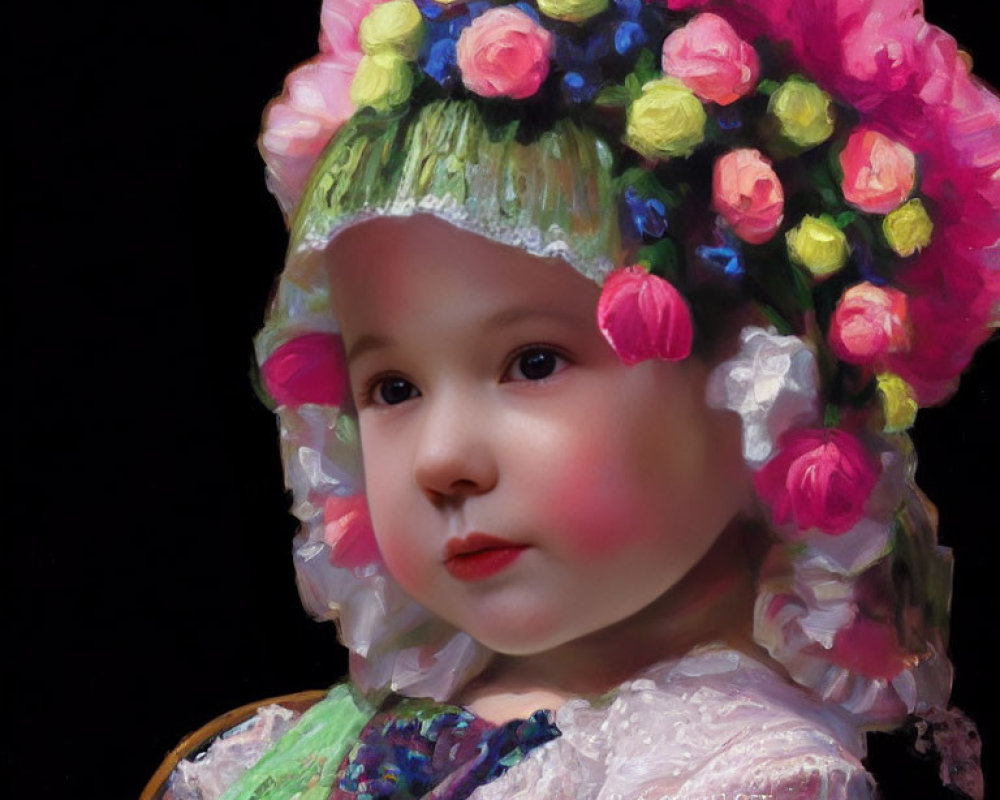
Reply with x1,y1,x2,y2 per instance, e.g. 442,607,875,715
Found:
504,347,569,382
369,376,419,406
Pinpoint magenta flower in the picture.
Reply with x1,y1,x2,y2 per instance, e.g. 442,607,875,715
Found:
456,7,553,100
261,333,348,408
829,282,910,367
712,149,785,244
596,266,693,364
754,427,881,536
839,128,916,214
323,494,381,569
661,13,760,106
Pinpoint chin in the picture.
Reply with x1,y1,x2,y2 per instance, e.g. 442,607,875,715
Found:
460,613,594,657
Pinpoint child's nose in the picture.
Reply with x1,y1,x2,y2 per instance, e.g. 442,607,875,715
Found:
412,391,498,505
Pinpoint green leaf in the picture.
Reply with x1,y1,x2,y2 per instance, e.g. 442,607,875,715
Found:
757,303,794,335
594,85,631,108
637,239,679,282
624,73,642,101
633,48,659,85
757,79,781,96
823,404,841,428
835,211,857,229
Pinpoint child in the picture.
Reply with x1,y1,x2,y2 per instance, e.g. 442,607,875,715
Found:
156,1,997,798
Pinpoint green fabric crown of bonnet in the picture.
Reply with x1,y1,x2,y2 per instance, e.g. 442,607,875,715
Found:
286,99,620,289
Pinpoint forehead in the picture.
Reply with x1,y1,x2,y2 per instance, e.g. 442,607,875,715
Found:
325,215,602,333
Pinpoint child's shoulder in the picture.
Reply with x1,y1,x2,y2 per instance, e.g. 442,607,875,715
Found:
473,645,875,800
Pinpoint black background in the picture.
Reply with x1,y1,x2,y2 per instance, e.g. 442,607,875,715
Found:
6,2,998,797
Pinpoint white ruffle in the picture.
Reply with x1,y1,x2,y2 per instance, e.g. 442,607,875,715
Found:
469,646,874,800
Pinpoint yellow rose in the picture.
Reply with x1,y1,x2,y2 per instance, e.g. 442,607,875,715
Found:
786,215,850,278
358,0,424,59
768,79,835,149
883,199,933,257
876,373,918,432
537,0,608,22
350,52,414,111
626,79,706,160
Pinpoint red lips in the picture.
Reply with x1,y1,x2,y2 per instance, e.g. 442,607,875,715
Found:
444,533,528,581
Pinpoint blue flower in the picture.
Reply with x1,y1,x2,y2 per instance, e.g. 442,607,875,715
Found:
422,38,458,86
696,244,743,277
414,0,446,20
624,188,668,239
562,71,600,103
717,106,742,131
614,20,646,56
695,227,745,278
614,0,642,20
851,239,888,286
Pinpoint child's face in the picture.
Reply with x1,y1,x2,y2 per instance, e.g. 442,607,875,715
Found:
328,216,750,656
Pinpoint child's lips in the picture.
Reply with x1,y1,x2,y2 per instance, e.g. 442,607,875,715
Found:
443,533,529,581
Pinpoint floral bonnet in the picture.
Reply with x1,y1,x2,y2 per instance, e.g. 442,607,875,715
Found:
254,0,1000,734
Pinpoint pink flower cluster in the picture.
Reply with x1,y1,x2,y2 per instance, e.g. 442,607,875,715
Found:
829,283,910,367
666,0,1000,405
662,13,759,105
596,267,693,364
260,0,384,216
754,427,881,537
260,333,349,408
456,7,553,100
712,148,784,243
839,128,916,214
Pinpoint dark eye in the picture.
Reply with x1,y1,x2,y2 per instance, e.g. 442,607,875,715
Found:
507,347,566,382
372,377,418,406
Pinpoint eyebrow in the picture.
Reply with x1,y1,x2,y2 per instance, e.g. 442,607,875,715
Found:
345,333,393,367
483,304,593,331
345,304,592,366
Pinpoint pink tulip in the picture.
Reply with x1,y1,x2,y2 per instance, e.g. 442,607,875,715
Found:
456,7,553,100
324,494,381,569
829,283,910,366
712,149,785,244
839,129,916,214
260,333,348,408
754,427,881,535
661,13,760,106
596,266,693,364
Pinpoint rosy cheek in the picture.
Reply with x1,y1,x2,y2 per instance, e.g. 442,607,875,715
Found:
545,451,651,560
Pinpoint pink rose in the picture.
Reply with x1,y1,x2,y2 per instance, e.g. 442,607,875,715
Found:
260,58,358,216
596,266,693,364
829,282,910,366
839,129,916,214
261,333,348,408
661,13,760,106
260,0,385,216
712,149,785,244
324,494,381,569
319,0,382,57
456,7,553,100
754,427,881,535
